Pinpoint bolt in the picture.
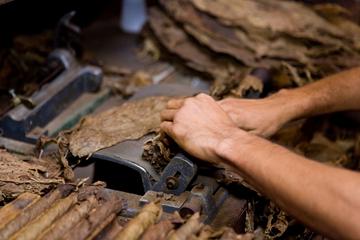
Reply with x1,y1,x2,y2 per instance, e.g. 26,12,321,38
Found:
166,176,179,190
194,184,205,190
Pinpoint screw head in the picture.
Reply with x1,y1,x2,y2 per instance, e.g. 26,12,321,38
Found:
166,177,179,190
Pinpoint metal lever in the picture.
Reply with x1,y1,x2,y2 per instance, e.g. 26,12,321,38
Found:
152,153,197,195
55,11,82,56
9,89,36,109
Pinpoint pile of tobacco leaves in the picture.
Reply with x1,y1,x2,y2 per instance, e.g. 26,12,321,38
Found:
0,149,69,204
144,0,360,99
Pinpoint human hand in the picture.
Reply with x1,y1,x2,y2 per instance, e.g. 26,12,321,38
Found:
160,94,240,164
218,91,295,137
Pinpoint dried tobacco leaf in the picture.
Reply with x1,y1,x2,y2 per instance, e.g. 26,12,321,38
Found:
264,203,289,239
147,0,360,90
0,149,65,200
148,7,232,79
69,96,172,158
103,70,153,98
227,74,263,98
158,0,263,67
161,0,312,65
148,6,248,98
143,133,177,172
191,0,343,42
295,133,352,167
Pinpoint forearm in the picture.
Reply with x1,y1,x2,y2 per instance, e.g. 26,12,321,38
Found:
217,130,360,239
272,67,360,122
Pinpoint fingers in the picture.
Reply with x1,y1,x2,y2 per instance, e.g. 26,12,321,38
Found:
167,98,185,109
160,121,175,138
161,109,177,121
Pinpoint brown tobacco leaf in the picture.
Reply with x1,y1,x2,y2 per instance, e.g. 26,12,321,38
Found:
158,0,263,67
103,70,153,98
0,149,65,200
148,7,223,78
227,74,263,98
191,0,343,42
264,202,289,239
148,6,261,99
143,133,178,172
160,0,310,66
295,133,352,167
69,96,172,158
36,133,75,182
148,7,244,81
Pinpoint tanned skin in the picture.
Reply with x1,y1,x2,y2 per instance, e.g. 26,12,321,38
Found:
160,67,360,239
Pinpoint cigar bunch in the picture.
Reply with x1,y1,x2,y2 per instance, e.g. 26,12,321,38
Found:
0,184,255,240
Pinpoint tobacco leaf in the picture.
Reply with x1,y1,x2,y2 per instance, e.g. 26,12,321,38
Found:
0,149,65,200
161,0,314,65
191,0,344,42
68,96,172,158
103,70,153,98
294,133,351,166
148,7,246,94
158,0,262,67
264,202,289,239
143,132,179,172
227,74,264,98
149,7,224,78
39,130,76,182
148,0,360,90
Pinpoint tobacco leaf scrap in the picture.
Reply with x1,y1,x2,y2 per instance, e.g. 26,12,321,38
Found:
68,96,172,158
0,149,65,201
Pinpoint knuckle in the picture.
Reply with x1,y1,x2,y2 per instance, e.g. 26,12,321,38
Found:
196,93,208,99
183,98,193,105
160,112,167,119
167,100,175,107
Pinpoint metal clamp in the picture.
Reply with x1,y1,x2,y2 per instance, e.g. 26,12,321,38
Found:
152,153,197,195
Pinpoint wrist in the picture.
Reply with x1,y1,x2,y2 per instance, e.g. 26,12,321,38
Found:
215,129,256,168
269,88,311,123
